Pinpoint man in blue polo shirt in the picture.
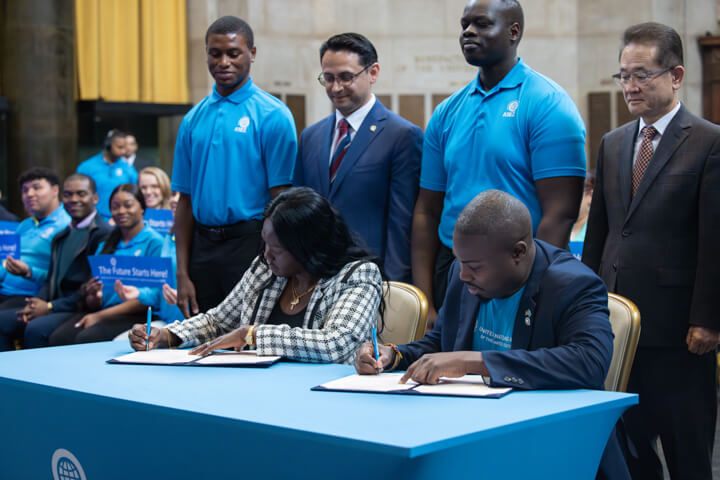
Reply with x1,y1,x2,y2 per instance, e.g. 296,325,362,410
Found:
0,168,71,311
172,16,297,317
412,0,587,329
77,129,137,222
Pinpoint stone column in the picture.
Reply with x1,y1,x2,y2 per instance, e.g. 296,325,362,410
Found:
2,0,76,214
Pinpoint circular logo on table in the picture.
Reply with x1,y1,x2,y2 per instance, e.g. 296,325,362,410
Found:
110,257,117,267
52,448,86,480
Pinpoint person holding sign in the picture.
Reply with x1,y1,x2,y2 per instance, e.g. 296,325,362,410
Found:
129,187,383,365
49,184,163,346
0,168,70,311
113,191,184,331
0,174,111,351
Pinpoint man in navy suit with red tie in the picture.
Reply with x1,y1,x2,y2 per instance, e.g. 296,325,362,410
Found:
293,33,423,282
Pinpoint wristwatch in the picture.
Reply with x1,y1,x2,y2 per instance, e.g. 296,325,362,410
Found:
245,325,256,346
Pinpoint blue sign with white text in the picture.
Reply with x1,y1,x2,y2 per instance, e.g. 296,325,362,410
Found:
144,209,173,235
88,255,172,288
0,220,19,234
0,233,20,257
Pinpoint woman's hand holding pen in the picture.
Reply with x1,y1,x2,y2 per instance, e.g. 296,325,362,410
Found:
354,342,393,375
129,325,172,351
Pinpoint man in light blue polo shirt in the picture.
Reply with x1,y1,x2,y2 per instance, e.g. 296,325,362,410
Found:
172,16,297,317
77,129,137,221
0,168,71,309
412,0,587,329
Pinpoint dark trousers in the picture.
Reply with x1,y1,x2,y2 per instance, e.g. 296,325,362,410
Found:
431,243,455,311
190,220,262,312
624,347,717,480
0,297,29,351
49,312,142,346
0,307,77,351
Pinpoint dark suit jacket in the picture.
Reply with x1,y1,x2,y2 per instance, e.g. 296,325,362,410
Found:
36,213,112,312
397,240,614,391
294,100,422,282
583,105,720,348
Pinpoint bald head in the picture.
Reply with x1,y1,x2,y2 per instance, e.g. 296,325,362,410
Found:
453,190,535,299
464,0,524,40
455,189,532,245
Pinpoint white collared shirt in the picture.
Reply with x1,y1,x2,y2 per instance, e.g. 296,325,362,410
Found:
329,94,376,165
70,210,98,230
633,101,681,165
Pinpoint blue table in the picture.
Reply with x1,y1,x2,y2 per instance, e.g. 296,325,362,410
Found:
0,342,637,479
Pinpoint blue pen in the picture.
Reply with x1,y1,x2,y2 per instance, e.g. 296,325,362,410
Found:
371,327,380,374
145,307,152,351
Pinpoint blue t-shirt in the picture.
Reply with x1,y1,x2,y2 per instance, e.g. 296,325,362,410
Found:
77,153,138,221
0,206,71,296
421,59,587,248
171,78,297,226
93,223,164,309
472,285,526,352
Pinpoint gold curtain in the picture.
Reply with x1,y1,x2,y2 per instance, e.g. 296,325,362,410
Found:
75,0,188,103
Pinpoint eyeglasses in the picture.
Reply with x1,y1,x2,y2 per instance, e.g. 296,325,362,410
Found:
317,64,372,87
612,67,673,87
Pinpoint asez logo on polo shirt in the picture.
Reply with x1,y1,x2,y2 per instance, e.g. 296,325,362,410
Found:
234,116,250,133
502,100,519,118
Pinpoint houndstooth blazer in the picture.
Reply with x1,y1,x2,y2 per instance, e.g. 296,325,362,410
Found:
167,256,382,364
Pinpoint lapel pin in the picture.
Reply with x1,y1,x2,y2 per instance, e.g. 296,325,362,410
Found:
524,309,532,326
370,125,377,132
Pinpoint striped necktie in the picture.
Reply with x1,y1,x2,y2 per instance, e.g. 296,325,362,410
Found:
330,119,351,182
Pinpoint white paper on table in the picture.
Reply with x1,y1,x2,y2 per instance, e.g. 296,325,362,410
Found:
110,349,202,364
194,351,281,365
318,373,417,392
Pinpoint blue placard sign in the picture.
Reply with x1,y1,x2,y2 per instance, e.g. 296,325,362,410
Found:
0,220,19,234
144,209,173,235
569,241,584,261
88,255,172,288
0,233,20,257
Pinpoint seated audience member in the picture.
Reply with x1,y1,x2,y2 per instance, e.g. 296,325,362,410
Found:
0,168,71,310
138,167,172,210
0,174,111,350
0,189,18,222
129,187,383,365
355,189,626,479
77,129,138,222
570,169,596,242
114,191,183,332
49,184,163,345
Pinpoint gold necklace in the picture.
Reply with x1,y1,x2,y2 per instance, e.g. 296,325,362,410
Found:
289,279,318,310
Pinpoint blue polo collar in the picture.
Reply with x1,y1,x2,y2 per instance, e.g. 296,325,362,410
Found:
472,57,528,96
35,205,67,227
209,77,255,104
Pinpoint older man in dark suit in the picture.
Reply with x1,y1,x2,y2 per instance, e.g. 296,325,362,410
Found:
583,22,720,480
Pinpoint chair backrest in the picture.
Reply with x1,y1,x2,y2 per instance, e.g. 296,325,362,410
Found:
378,281,429,345
605,293,641,392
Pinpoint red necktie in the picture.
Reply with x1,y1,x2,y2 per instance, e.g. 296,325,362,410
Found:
632,126,657,195
330,119,351,182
